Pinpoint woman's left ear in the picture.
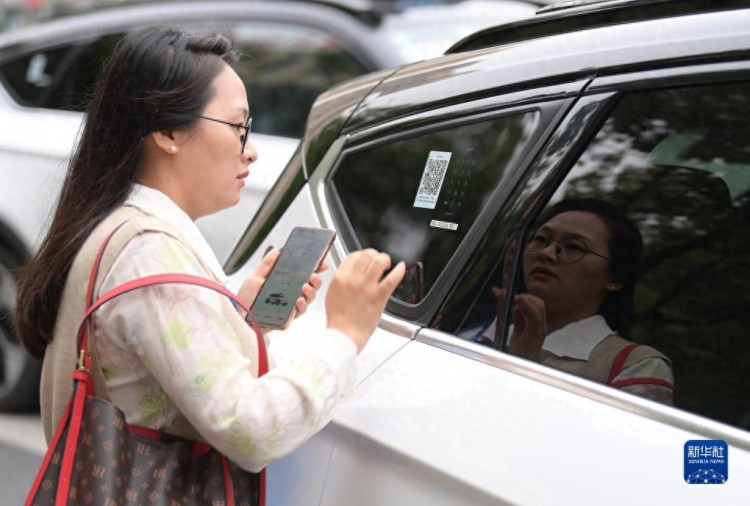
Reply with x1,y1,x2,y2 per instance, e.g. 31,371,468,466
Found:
150,129,180,155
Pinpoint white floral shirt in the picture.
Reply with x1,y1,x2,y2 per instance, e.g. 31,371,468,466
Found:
92,184,357,472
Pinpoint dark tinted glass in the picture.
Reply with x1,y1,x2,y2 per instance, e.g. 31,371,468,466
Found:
560,82,750,425
0,35,121,111
449,80,750,428
332,112,539,303
0,48,60,106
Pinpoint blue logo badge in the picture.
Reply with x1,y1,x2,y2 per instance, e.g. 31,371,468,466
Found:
684,440,728,484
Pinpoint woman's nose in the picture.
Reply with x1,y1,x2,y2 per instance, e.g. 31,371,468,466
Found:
537,241,559,261
242,138,258,164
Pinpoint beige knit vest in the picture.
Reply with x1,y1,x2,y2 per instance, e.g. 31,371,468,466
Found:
41,205,233,443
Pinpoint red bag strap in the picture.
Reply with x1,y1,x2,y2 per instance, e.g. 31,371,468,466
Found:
24,371,89,506
54,371,90,504
77,272,268,375
607,343,639,384
29,223,271,506
51,221,268,506
77,221,268,376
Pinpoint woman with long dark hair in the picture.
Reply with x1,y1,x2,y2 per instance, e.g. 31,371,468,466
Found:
15,25,404,477
495,198,674,404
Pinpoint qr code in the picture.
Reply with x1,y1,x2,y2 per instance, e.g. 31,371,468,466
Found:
413,151,451,210
417,157,449,196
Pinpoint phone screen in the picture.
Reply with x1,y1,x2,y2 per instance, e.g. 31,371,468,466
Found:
250,227,336,328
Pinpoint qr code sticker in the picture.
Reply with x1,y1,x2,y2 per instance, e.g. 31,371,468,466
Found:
413,151,451,209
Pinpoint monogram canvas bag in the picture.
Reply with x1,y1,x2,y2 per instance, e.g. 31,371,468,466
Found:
26,225,267,506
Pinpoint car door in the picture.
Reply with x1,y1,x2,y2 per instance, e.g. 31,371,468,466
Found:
313,61,750,505
227,53,750,506
219,4,750,503
296,82,584,504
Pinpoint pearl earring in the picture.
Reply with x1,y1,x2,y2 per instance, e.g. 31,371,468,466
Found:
169,146,177,153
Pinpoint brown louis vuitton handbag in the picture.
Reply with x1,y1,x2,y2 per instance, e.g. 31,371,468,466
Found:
26,227,267,506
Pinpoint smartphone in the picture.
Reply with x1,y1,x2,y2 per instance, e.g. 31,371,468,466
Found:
250,227,336,328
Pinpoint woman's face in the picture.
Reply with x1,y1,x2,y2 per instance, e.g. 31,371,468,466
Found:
523,210,615,326
176,62,257,219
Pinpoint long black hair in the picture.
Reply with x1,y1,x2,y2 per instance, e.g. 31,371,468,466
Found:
15,26,237,358
537,197,643,335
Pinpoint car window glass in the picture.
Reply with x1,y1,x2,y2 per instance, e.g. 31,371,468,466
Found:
0,22,369,139
0,34,123,111
451,80,750,430
331,112,539,304
0,49,58,105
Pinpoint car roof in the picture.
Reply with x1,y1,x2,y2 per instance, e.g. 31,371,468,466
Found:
342,4,750,133
447,0,750,53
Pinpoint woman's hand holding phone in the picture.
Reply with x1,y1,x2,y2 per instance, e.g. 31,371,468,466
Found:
250,228,336,328
238,248,327,327
325,249,406,352
238,249,280,311
241,240,405,351
295,266,326,318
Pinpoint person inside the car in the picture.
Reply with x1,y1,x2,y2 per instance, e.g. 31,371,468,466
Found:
15,25,405,480
488,198,674,404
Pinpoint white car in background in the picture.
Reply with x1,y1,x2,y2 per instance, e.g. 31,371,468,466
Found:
0,0,541,410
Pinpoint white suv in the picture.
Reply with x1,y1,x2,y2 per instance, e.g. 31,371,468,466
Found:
225,1,750,503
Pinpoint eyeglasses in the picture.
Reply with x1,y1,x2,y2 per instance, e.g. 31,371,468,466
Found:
525,233,610,264
200,115,252,154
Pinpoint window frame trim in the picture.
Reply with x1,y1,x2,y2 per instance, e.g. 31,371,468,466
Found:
415,325,750,452
324,97,578,325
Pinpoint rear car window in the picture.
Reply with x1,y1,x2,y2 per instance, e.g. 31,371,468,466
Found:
0,36,119,111
330,111,539,303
